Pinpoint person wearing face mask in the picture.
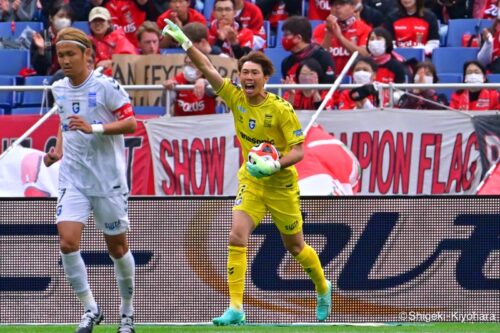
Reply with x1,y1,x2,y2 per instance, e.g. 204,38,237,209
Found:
312,0,371,74
450,60,500,110
367,27,408,84
398,61,448,110
281,16,336,84
338,56,379,109
162,56,217,116
283,58,328,110
31,2,73,75
384,0,440,56
478,9,500,73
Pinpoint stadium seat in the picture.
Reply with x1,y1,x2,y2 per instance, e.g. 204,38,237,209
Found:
0,75,16,113
203,0,215,20
264,48,288,83
0,107,4,115
0,21,43,39
133,106,167,116
160,48,185,54
0,49,30,76
432,47,479,73
436,73,462,101
446,19,492,47
10,106,47,115
20,76,51,107
72,21,90,35
394,47,425,62
487,74,500,83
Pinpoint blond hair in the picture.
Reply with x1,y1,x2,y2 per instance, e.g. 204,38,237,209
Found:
56,27,93,50
136,21,161,41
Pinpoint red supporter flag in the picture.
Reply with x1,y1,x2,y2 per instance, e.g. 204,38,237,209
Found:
296,124,360,195
477,162,500,194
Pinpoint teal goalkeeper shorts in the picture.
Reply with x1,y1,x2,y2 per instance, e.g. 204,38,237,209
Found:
232,177,303,235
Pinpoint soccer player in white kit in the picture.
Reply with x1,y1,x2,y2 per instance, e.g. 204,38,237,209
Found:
43,27,137,333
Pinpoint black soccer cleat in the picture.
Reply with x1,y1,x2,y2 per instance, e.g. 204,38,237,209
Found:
117,314,135,333
75,306,103,333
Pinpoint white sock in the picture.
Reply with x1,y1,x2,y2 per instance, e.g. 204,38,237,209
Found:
60,251,98,313
111,250,135,317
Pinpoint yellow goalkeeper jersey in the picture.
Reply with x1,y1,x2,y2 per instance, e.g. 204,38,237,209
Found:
217,78,305,188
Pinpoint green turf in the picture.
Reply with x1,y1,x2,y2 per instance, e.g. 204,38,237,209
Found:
0,323,499,333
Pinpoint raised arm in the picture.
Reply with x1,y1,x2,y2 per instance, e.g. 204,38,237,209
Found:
162,19,224,91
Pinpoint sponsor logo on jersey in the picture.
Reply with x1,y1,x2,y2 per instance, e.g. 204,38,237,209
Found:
264,115,272,127
88,92,97,108
293,129,303,137
238,105,247,113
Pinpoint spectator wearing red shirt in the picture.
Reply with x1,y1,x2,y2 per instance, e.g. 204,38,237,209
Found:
209,0,267,46
136,21,161,55
88,6,138,74
338,56,378,109
478,0,499,19
283,58,329,110
313,0,370,74
384,0,440,56
281,16,336,83
478,14,500,73
450,60,500,110
156,0,206,47
208,0,263,58
162,55,217,116
367,27,408,84
308,0,331,20
256,0,302,28
105,0,147,48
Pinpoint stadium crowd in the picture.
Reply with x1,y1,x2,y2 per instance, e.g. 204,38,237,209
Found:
0,0,499,116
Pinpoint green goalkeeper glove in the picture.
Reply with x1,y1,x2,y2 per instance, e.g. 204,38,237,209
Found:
162,19,193,51
246,153,281,178
246,162,264,179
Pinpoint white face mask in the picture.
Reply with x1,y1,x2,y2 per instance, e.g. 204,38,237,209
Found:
414,74,434,84
353,70,372,85
464,73,484,84
368,39,386,56
54,18,71,31
183,65,199,83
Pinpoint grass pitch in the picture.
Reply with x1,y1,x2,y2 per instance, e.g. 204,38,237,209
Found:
0,323,499,333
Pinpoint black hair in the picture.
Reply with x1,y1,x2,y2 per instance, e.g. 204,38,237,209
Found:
367,27,394,54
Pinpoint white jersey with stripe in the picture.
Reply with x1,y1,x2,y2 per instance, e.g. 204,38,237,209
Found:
51,71,132,196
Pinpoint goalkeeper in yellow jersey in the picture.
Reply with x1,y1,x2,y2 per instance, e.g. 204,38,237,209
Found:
162,19,332,325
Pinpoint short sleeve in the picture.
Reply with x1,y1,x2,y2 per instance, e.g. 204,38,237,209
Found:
102,76,131,112
215,78,239,112
280,101,304,147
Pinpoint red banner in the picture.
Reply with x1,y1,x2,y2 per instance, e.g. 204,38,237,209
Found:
0,115,154,195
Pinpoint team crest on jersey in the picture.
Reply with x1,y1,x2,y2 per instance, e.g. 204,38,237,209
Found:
88,92,97,108
248,119,256,130
72,102,80,114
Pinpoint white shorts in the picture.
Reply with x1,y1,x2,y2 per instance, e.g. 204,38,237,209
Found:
56,186,130,235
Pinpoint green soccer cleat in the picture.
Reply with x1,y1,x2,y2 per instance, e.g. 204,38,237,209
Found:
316,280,332,322
212,307,246,326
